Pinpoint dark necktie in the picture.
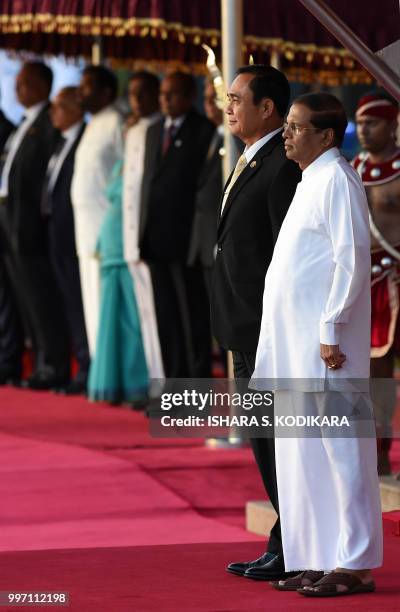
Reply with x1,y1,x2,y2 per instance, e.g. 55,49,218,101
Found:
41,136,66,216
162,123,176,156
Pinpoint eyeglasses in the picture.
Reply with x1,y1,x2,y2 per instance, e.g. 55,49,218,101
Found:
283,122,321,135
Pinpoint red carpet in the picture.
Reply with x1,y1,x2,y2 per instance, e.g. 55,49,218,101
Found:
0,387,399,611
1,541,400,612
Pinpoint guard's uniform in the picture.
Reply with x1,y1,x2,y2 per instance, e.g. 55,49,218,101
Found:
352,91,400,472
353,150,400,358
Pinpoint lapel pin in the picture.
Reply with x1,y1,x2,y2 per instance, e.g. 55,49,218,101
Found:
250,160,257,168
175,139,182,147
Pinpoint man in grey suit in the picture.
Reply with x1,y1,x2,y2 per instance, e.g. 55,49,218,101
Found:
43,87,90,394
188,78,224,293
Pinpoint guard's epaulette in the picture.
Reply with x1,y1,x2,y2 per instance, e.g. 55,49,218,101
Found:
352,150,400,186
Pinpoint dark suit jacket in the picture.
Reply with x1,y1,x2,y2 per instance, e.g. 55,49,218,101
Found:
210,132,302,353
0,111,14,155
5,103,58,254
187,132,224,268
140,108,215,262
0,111,15,255
47,124,85,257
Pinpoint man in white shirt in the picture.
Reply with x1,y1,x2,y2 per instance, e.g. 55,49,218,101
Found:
122,71,164,385
44,86,89,395
0,61,69,389
71,65,123,356
252,93,382,596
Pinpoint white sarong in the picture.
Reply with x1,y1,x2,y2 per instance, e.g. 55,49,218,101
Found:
274,390,383,571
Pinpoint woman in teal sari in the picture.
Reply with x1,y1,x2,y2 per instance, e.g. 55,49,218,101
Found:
88,160,149,404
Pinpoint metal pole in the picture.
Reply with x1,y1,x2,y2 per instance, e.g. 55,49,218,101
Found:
221,0,243,178
220,0,243,400
298,0,400,101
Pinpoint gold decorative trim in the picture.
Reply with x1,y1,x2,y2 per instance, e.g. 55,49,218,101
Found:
0,11,356,57
0,11,374,83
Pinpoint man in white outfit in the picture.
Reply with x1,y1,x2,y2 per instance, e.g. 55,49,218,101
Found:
71,65,123,355
123,71,164,383
251,93,382,597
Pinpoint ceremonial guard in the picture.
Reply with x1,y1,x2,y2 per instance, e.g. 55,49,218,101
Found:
353,90,400,474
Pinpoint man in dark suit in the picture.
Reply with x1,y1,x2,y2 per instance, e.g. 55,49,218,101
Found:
140,72,215,378
211,65,302,581
188,78,224,292
0,108,24,384
0,62,69,389
41,86,90,394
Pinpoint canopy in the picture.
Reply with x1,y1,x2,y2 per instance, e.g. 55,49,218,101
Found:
0,0,398,84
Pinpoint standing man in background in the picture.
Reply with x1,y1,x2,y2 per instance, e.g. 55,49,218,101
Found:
123,70,164,384
72,65,123,356
43,86,90,395
140,72,215,378
0,105,23,384
0,61,69,389
188,77,224,293
211,65,301,581
353,89,400,474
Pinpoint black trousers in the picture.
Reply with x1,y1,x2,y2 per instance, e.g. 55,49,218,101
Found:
48,228,90,381
232,350,282,557
0,255,24,376
148,261,211,378
2,248,70,381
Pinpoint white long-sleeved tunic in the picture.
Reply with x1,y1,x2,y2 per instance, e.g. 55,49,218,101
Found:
251,147,371,390
123,113,161,264
71,105,123,257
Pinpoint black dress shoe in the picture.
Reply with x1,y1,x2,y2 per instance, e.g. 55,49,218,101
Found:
130,396,149,411
0,369,21,386
56,379,87,396
23,374,68,391
244,554,299,581
226,552,276,577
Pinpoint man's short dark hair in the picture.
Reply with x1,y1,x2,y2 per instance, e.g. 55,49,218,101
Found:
83,65,118,101
235,64,290,118
293,93,348,147
129,70,160,98
166,72,197,98
24,61,53,95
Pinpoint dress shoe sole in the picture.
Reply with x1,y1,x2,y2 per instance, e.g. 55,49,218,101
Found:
226,567,246,577
244,570,299,581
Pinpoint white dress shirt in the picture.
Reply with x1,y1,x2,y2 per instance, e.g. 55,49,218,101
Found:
71,105,123,256
243,127,282,163
251,147,371,389
0,100,47,197
164,115,185,132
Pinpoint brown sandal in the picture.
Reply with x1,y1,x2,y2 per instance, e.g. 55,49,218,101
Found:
297,571,375,597
271,570,325,591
